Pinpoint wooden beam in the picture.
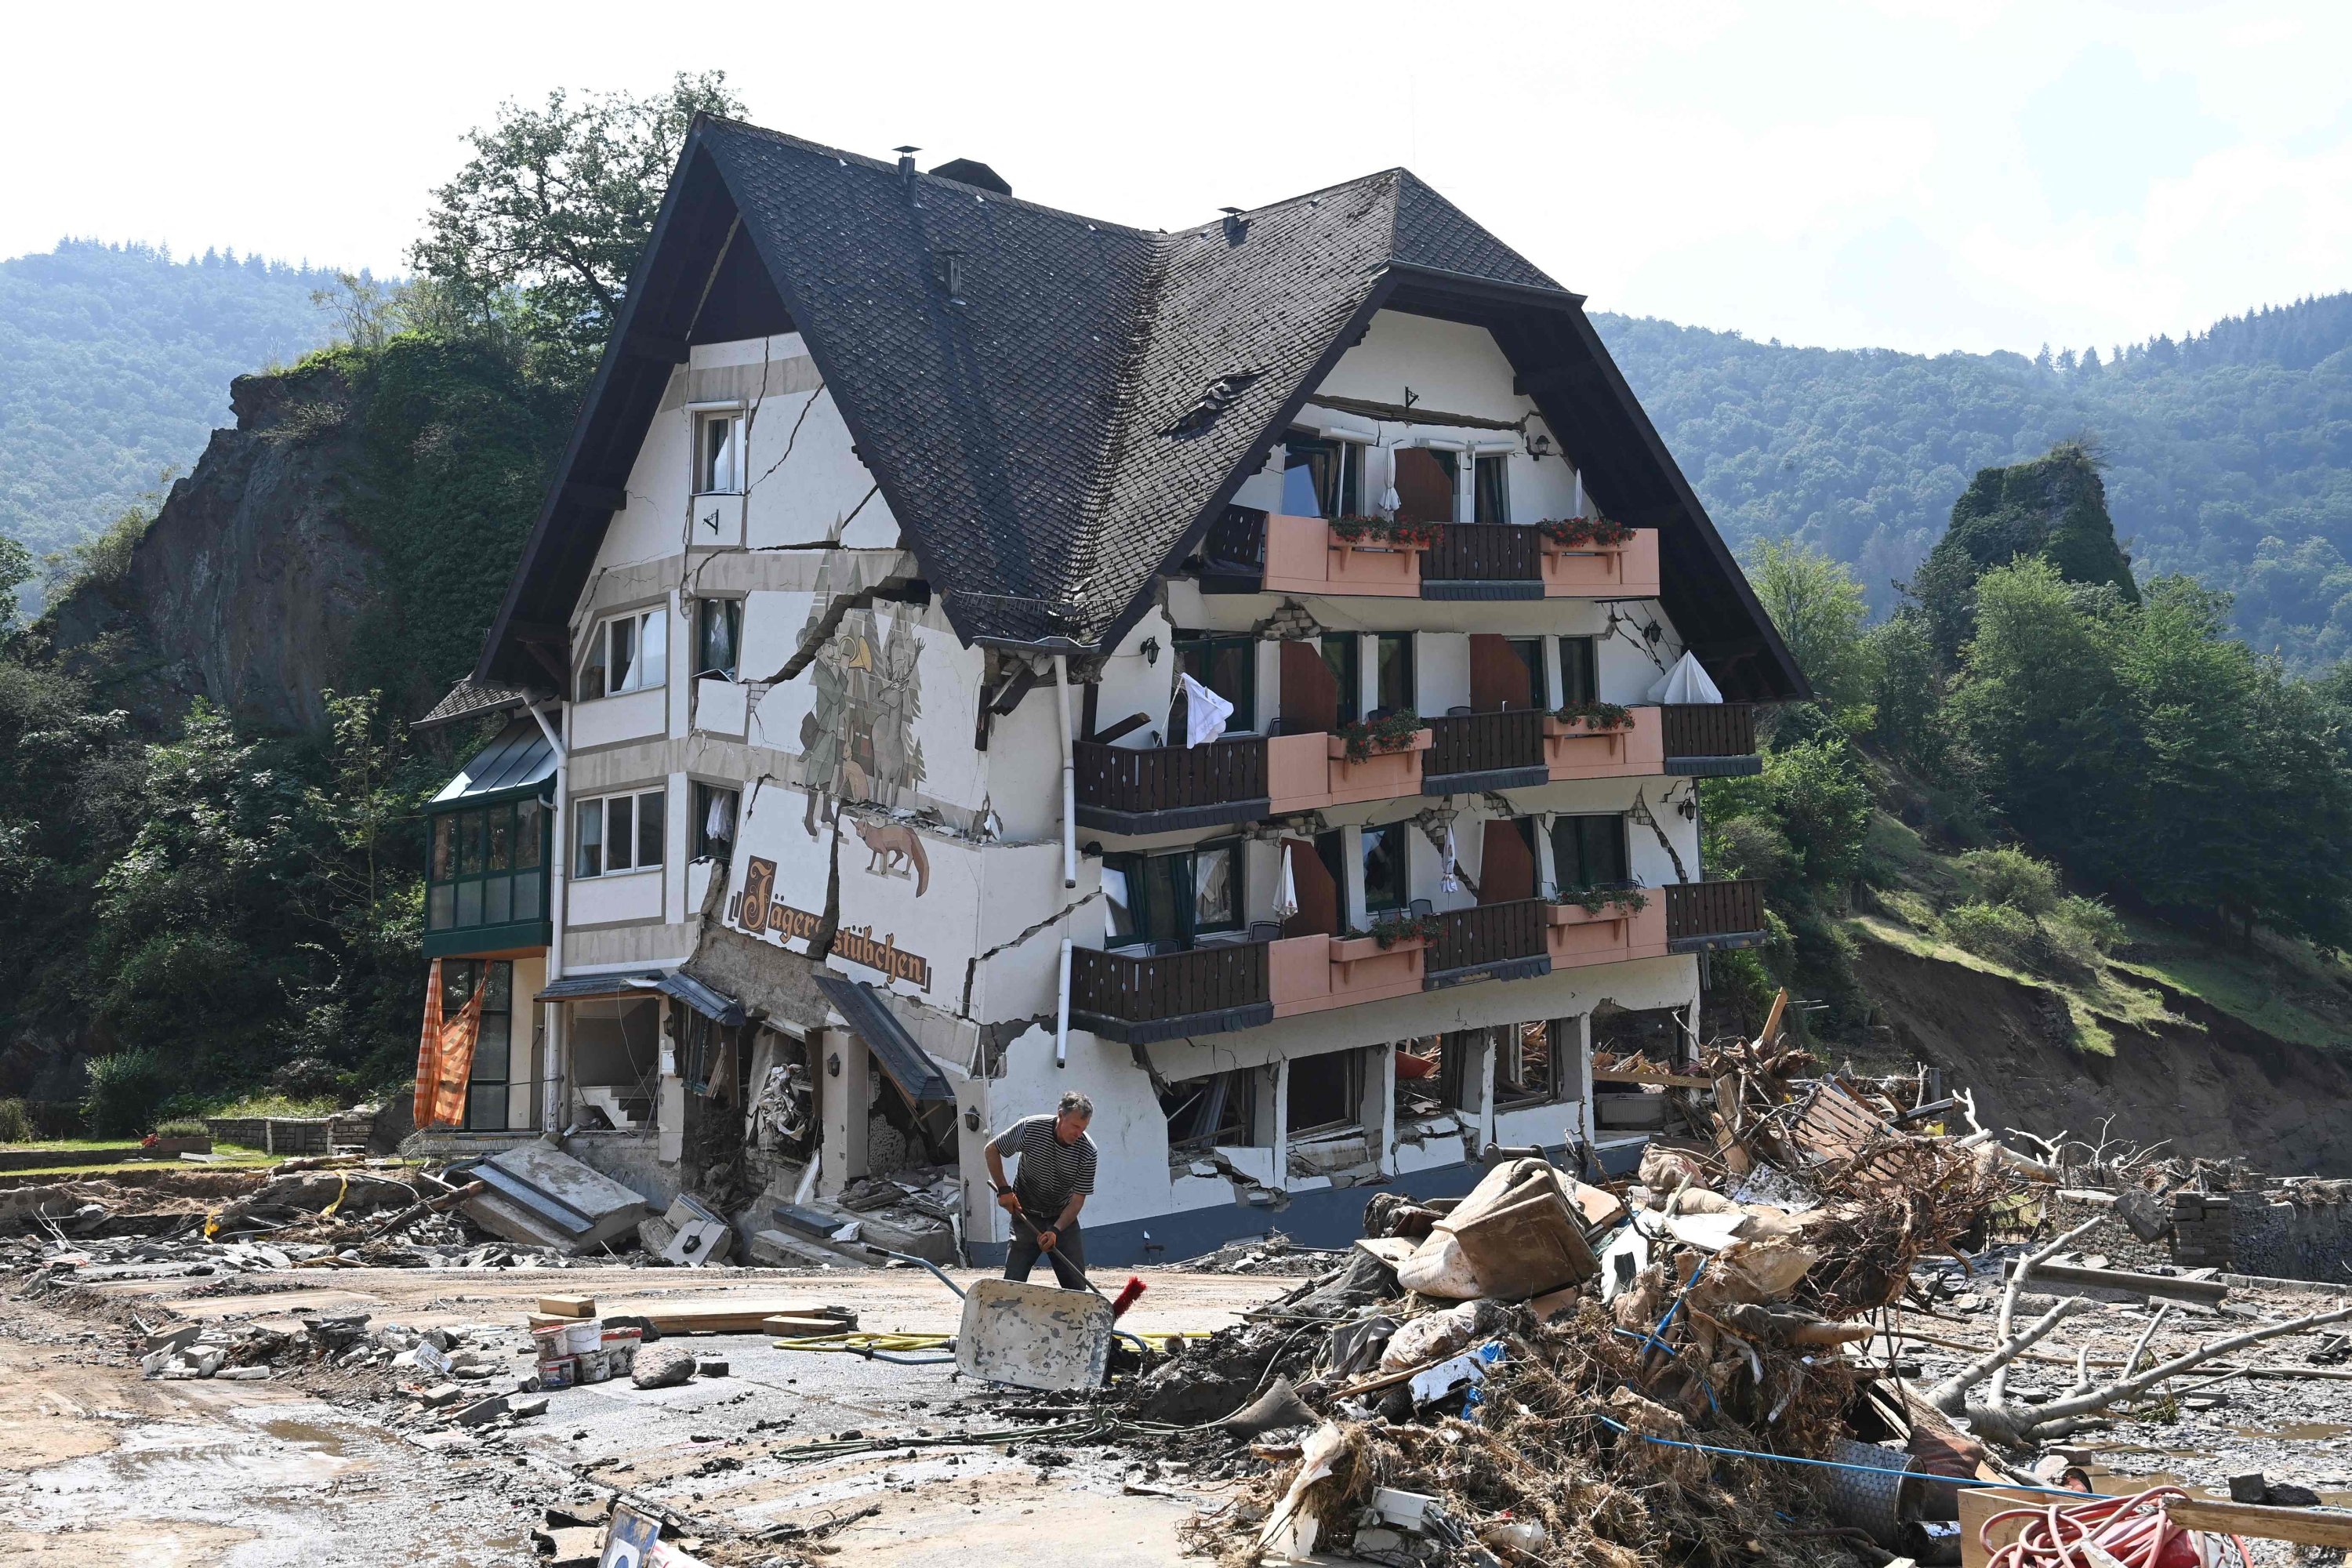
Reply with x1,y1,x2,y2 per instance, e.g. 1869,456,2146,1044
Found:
1590,1069,1715,1089
2166,1498,2352,1548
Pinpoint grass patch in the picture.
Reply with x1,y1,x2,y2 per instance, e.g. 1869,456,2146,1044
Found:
0,1151,280,1178
206,1094,345,1119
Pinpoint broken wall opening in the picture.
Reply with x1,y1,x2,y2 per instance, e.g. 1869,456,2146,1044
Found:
1162,1068,1255,1162
568,998,662,1131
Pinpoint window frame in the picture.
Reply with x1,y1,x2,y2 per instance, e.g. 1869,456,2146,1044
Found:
1552,813,1632,891
425,796,550,935
1279,430,1364,519
691,781,740,862
1173,633,1258,734
579,606,670,702
1473,452,1511,524
1558,635,1599,706
1372,633,1415,716
1162,1067,1255,1153
694,597,742,682
1101,837,1245,950
1359,822,1410,916
694,407,748,495
1319,633,1363,726
1493,1018,1569,1111
574,786,667,880
1287,1047,1369,1139
441,959,516,1132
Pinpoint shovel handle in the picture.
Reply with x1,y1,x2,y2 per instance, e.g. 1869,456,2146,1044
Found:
861,1243,967,1300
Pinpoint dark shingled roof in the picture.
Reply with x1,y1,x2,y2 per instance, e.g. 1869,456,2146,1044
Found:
480,119,1803,699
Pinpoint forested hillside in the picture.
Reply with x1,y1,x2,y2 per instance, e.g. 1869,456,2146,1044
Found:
0,241,341,560
1596,298,2352,664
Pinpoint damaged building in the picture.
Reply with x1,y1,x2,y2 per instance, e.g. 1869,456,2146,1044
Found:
411,119,1805,1264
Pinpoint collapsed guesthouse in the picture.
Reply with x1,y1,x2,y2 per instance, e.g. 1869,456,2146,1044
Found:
407,117,1804,1264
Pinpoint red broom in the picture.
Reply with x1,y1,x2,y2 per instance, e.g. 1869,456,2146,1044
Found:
1109,1275,1148,1319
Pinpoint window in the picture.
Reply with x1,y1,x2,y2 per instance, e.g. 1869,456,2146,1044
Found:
1320,634,1362,726
696,409,746,494
1174,633,1257,733
426,797,548,933
1163,1068,1254,1152
1504,637,1545,710
1359,822,1409,916
1494,1019,1566,1109
1552,814,1631,890
695,598,741,681
1287,1049,1367,1137
1102,839,1244,949
692,782,739,862
1392,447,1459,524
579,608,669,702
575,787,666,878
1373,633,1415,715
1559,636,1599,706
441,960,515,1131
1473,453,1511,524
1279,432,1362,518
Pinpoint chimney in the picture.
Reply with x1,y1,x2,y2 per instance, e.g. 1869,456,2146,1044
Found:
895,145,920,183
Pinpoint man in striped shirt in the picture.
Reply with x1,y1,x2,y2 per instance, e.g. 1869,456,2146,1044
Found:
984,1091,1098,1290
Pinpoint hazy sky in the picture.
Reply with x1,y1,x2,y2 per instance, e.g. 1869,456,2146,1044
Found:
6,0,2348,356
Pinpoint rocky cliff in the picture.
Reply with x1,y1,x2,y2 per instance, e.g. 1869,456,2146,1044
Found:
36,338,566,735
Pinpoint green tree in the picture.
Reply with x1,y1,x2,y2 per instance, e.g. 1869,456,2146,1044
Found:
1746,540,1877,712
409,71,744,389
0,533,31,642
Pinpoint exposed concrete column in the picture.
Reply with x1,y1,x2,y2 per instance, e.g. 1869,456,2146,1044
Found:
818,1027,867,1196
1574,1014,1596,1149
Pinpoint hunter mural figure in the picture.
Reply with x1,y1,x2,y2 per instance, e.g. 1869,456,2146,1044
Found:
798,599,927,836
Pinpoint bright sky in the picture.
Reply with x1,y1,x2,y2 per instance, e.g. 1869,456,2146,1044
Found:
7,0,2349,357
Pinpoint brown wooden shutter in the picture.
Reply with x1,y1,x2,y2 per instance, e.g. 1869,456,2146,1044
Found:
1478,818,1537,905
1279,640,1338,735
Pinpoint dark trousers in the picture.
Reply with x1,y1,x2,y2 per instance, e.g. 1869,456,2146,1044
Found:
1004,1221,1087,1290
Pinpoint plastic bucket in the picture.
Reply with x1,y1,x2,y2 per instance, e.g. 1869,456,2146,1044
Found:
536,1356,575,1390
562,1321,602,1356
575,1348,611,1384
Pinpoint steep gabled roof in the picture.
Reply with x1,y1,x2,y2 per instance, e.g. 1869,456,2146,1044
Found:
479,119,1804,701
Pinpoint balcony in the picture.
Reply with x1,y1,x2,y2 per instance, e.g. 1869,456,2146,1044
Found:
1665,879,1769,952
1073,735,1269,833
1069,941,1273,1044
1070,882,1767,1043
1425,710,1548,793
1200,509,1660,601
1661,703,1761,776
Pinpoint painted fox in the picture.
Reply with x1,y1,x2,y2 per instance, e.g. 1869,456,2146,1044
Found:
854,817,930,896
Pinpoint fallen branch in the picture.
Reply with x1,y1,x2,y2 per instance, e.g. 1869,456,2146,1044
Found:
365,1180,485,1239
1928,1295,2088,1413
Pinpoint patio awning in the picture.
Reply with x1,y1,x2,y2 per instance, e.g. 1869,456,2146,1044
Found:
813,975,953,1103
534,969,746,1028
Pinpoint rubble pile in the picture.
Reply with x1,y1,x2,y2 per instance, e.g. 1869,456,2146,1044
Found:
1135,1008,2062,1566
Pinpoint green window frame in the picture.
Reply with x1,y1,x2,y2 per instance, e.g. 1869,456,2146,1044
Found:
1552,813,1631,891
1174,633,1258,733
1558,636,1599,706
426,796,550,935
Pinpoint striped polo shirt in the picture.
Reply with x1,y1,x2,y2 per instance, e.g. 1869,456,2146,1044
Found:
989,1113,1098,1221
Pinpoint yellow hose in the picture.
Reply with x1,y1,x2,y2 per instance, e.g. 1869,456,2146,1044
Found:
771,1330,1219,1353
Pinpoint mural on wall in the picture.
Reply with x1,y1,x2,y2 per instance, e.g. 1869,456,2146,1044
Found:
853,815,931,895
797,569,927,835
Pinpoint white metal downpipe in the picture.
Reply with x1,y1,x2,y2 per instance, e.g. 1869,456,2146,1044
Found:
1054,654,1077,889
526,700,568,1134
1055,938,1073,1069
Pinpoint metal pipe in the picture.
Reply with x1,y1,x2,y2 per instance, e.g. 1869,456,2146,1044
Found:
1053,653,1076,889
528,701,569,1134
1055,938,1073,1069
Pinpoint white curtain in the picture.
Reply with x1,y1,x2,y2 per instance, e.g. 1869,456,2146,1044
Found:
1272,842,1300,922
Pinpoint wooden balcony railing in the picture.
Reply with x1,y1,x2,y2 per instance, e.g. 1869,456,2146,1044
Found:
1425,710,1546,786
1421,522,1542,583
1660,703,1758,761
1199,505,1268,577
1665,880,1767,947
1073,735,1268,827
1069,941,1271,1040
1426,898,1551,978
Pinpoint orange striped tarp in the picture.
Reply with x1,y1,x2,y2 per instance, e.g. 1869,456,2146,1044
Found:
412,958,487,1131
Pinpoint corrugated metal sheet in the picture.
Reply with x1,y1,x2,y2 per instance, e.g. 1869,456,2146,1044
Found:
431,717,556,804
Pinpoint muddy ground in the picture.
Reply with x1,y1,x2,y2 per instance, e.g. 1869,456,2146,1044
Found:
5,1261,1287,1566
1856,937,2352,1175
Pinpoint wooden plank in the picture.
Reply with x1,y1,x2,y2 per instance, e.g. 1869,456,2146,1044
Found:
764,1314,859,1337
2166,1498,2352,1548
2002,1259,2229,1303
536,1294,596,1318
634,1301,857,1335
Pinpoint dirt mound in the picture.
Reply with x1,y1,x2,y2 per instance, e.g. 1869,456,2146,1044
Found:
1856,938,2352,1174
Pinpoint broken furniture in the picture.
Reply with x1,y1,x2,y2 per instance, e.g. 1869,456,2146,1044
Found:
453,1140,653,1252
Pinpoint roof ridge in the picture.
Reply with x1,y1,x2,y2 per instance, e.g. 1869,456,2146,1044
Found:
700,117,1160,238
1065,233,1180,611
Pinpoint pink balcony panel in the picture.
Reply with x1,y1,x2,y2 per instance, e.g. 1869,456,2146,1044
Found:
1544,706,1665,781
1266,728,1432,815
1541,528,1660,597
1269,932,1429,1018
1261,514,1422,597
1545,898,1670,968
